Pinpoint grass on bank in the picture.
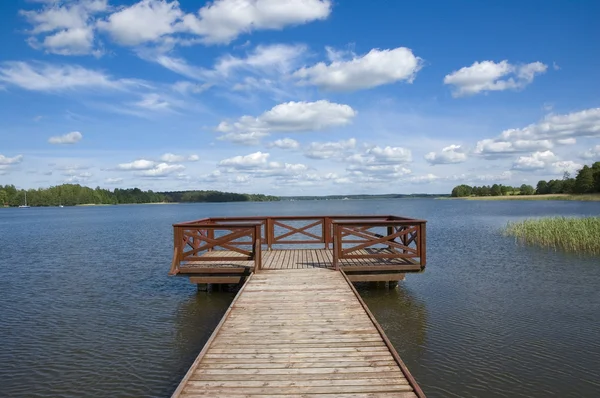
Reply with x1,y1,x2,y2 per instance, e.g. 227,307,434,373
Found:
504,217,600,255
454,194,600,201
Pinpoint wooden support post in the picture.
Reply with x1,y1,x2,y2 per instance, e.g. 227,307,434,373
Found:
254,224,262,273
196,283,208,292
324,217,331,249
419,222,427,268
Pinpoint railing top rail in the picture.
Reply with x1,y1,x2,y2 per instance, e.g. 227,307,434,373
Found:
333,219,427,225
174,215,422,225
173,221,263,228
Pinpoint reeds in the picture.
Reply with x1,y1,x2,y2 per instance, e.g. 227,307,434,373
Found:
504,217,600,255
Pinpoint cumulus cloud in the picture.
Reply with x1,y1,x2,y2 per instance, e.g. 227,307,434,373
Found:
117,159,156,170
48,131,83,144
444,60,547,97
20,0,107,55
347,145,412,165
138,162,185,177
581,145,600,160
425,144,467,165
218,151,269,169
105,177,124,184
0,154,24,165
98,0,183,46
267,138,300,150
294,47,422,91
512,150,557,171
65,172,93,183
549,161,583,175
217,100,356,135
475,108,600,156
182,0,331,44
304,139,356,159
0,62,137,91
217,151,309,179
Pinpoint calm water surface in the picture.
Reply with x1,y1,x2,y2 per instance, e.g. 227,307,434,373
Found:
1,200,599,397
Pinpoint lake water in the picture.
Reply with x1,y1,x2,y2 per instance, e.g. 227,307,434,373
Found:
1,199,599,397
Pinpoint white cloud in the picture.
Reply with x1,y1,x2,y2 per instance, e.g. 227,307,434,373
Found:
347,164,412,181
556,138,576,145
0,154,24,165
366,146,412,163
216,43,307,76
48,131,83,144
581,145,600,160
294,47,422,91
105,177,124,184
305,139,356,159
347,145,412,165
182,0,332,44
450,171,513,183
217,100,356,135
407,174,440,184
137,163,185,177
425,144,467,164
475,108,600,156
267,138,300,150
0,62,137,91
98,0,183,46
160,153,200,163
512,150,557,171
132,93,173,111
444,60,547,97
218,151,269,169
549,161,583,175
218,132,269,146
20,0,107,55
117,159,156,170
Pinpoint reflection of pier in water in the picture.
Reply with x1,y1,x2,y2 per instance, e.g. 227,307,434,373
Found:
169,215,428,397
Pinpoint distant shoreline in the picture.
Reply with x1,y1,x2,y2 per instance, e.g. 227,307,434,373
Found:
446,194,600,202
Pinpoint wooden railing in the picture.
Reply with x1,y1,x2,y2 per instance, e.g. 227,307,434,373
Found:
170,215,426,274
169,221,262,275
331,219,426,271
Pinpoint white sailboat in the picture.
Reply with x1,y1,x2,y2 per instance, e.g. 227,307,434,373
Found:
18,192,30,208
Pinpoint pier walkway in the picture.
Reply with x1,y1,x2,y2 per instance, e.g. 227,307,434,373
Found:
172,268,425,397
170,215,427,397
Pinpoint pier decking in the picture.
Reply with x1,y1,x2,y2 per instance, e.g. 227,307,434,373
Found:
170,215,427,397
172,268,425,398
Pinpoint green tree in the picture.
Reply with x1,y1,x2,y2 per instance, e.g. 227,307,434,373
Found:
0,189,7,206
519,184,535,195
536,180,549,195
575,165,595,193
491,184,502,196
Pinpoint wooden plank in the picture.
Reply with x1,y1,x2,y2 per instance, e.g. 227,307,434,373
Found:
345,274,407,282
172,268,424,398
189,276,244,284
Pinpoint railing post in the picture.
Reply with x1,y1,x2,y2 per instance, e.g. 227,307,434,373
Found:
324,217,330,249
207,224,214,252
419,222,427,268
266,218,273,250
254,224,262,272
332,223,339,271
169,226,182,275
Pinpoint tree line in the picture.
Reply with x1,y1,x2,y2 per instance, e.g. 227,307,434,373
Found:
0,184,279,207
451,161,600,197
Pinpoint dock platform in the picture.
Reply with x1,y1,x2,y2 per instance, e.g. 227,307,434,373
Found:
171,268,425,397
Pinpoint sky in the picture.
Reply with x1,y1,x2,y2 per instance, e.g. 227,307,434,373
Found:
0,0,599,196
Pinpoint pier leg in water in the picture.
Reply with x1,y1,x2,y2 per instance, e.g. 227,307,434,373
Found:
196,283,208,292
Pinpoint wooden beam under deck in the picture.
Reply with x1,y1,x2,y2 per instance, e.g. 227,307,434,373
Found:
172,268,425,398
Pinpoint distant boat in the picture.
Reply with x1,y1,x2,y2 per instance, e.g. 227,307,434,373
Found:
18,192,30,208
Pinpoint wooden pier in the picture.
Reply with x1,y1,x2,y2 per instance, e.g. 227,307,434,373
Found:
170,215,427,284
170,215,427,397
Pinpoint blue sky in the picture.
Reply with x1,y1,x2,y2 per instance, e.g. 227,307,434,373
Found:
1,0,599,195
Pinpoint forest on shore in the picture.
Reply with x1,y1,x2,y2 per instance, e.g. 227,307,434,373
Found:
0,184,279,207
451,162,600,197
